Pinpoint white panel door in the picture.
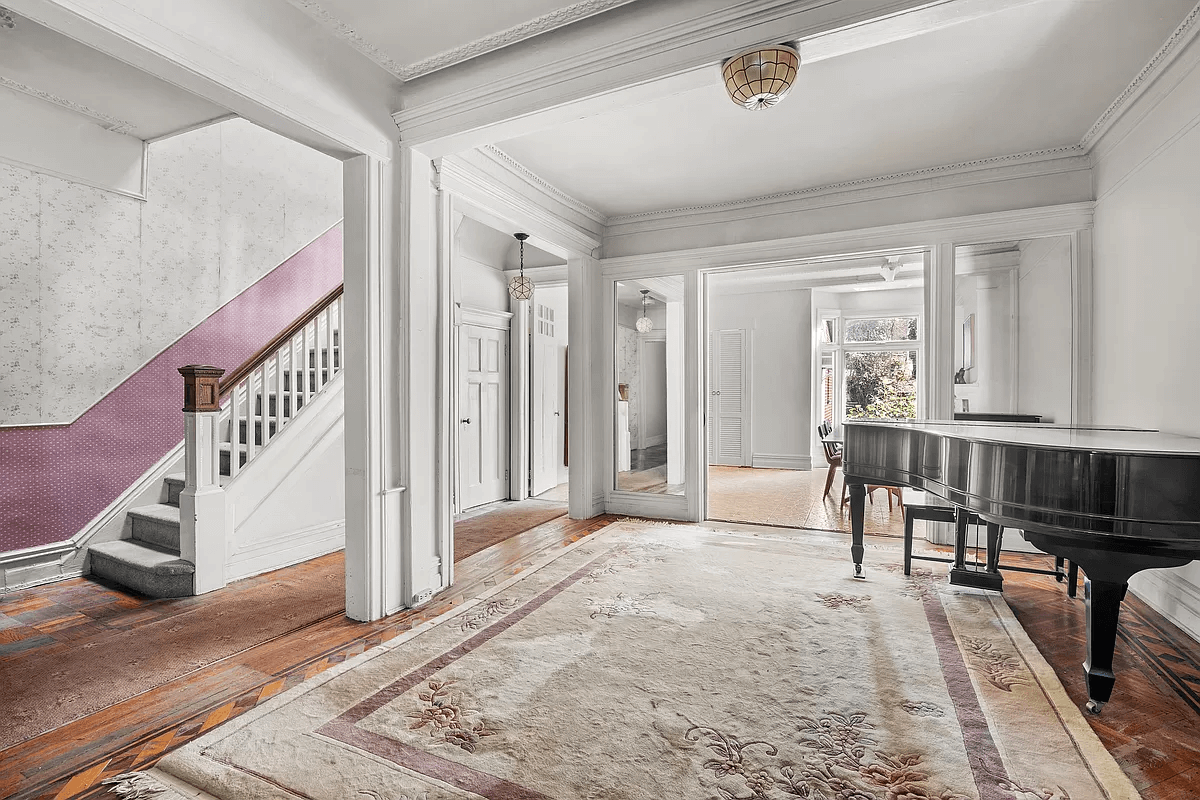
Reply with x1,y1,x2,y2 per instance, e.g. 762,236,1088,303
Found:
531,304,559,497
460,324,509,509
709,329,749,466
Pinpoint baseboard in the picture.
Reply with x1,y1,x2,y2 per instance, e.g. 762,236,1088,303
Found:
1129,569,1200,644
641,434,667,448
751,453,813,470
0,442,184,592
226,520,346,583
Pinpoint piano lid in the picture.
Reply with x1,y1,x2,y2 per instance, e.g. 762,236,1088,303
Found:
843,420,1200,457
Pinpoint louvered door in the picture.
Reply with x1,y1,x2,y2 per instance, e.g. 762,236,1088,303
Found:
709,329,749,466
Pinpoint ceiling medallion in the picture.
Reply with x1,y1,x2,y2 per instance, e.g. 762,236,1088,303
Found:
508,232,534,301
722,44,800,110
0,7,15,29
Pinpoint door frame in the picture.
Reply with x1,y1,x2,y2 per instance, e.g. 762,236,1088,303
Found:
454,304,513,514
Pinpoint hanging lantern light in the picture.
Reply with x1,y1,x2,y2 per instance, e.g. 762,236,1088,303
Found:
508,232,534,301
635,289,653,333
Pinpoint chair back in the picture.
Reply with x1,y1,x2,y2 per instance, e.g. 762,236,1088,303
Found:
816,422,841,464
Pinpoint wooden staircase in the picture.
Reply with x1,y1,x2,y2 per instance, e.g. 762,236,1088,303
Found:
88,289,343,597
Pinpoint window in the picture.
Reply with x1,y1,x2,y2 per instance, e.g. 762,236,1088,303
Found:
818,313,921,425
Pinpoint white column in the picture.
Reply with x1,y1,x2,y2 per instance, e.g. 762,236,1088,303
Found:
924,243,956,422
1071,228,1093,426
399,147,443,608
343,154,406,622
567,253,602,519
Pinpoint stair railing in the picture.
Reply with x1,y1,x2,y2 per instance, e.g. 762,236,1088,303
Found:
177,285,343,595
218,285,344,478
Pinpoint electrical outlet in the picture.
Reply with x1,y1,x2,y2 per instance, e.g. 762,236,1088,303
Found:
413,589,433,605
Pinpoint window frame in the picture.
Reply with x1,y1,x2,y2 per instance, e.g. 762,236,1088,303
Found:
817,309,923,427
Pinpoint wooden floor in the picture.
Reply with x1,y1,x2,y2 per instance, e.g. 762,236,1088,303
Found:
1,515,1198,799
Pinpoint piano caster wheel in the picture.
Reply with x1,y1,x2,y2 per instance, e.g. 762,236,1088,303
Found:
1085,700,1105,715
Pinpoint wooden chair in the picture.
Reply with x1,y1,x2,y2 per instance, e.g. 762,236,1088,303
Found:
817,423,844,502
819,422,902,510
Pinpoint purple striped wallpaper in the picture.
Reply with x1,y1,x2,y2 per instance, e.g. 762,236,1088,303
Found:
0,226,343,554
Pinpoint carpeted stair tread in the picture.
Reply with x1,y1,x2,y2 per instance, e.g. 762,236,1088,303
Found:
128,503,181,524
89,540,194,599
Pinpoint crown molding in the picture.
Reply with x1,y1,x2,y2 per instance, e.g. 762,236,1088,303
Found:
1079,0,1200,151
288,0,636,83
603,146,1090,242
482,145,606,224
436,152,602,256
0,75,136,136
600,202,1096,278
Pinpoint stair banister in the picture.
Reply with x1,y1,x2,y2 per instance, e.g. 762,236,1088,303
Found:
178,365,229,595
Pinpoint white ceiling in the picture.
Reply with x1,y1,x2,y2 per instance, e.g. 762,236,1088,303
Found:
0,10,229,140
495,0,1194,218
286,0,636,80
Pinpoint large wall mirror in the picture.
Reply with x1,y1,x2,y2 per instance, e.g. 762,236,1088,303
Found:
614,276,685,495
952,237,1073,423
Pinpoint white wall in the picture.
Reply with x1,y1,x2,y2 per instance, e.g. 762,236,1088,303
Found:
1016,237,1073,423
457,256,510,313
0,87,144,197
0,117,342,425
709,287,813,469
641,340,668,445
1092,33,1200,641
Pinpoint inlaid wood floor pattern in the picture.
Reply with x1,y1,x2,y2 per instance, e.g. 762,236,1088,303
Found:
2,515,1198,800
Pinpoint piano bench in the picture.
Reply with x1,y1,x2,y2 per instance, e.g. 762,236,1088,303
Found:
903,504,1078,598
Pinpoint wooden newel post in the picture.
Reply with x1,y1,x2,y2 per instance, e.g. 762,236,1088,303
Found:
178,365,228,595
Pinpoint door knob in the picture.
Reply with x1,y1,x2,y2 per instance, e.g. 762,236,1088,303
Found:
461,418,471,424
553,411,560,416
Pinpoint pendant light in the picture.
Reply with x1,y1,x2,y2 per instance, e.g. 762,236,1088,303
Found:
635,289,653,333
508,232,534,301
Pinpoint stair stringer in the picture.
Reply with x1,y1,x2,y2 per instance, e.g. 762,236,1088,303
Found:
223,372,345,582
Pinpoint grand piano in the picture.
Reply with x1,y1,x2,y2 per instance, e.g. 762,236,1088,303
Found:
842,420,1200,714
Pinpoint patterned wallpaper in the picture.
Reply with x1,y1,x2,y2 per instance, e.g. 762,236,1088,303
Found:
617,324,640,445
0,118,341,425
0,227,343,554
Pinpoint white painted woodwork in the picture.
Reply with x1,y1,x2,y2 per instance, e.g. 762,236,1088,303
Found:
708,329,749,467
459,323,510,510
531,303,559,497
179,409,226,594
0,88,145,198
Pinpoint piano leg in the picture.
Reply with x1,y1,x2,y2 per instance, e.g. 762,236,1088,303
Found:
1082,578,1125,715
1021,532,1190,714
849,481,866,578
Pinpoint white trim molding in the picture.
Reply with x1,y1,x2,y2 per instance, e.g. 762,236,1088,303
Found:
435,148,602,257
1080,0,1200,151
0,75,136,135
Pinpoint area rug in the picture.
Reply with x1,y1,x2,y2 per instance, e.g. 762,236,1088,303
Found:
147,520,1137,800
454,499,567,562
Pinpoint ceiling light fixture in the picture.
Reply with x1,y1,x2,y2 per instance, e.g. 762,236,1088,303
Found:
635,290,654,333
0,7,15,28
508,232,534,301
880,256,901,282
722,44,800,110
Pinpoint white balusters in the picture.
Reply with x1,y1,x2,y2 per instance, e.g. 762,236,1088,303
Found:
229,381,242,478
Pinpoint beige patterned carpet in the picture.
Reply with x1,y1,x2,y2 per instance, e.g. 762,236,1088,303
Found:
142,520,1135,800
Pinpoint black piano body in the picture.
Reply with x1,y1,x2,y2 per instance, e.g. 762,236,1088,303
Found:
842,419,1200,713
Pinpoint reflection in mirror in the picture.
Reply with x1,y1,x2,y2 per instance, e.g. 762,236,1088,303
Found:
615,277,685,494
952,238,1073,423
